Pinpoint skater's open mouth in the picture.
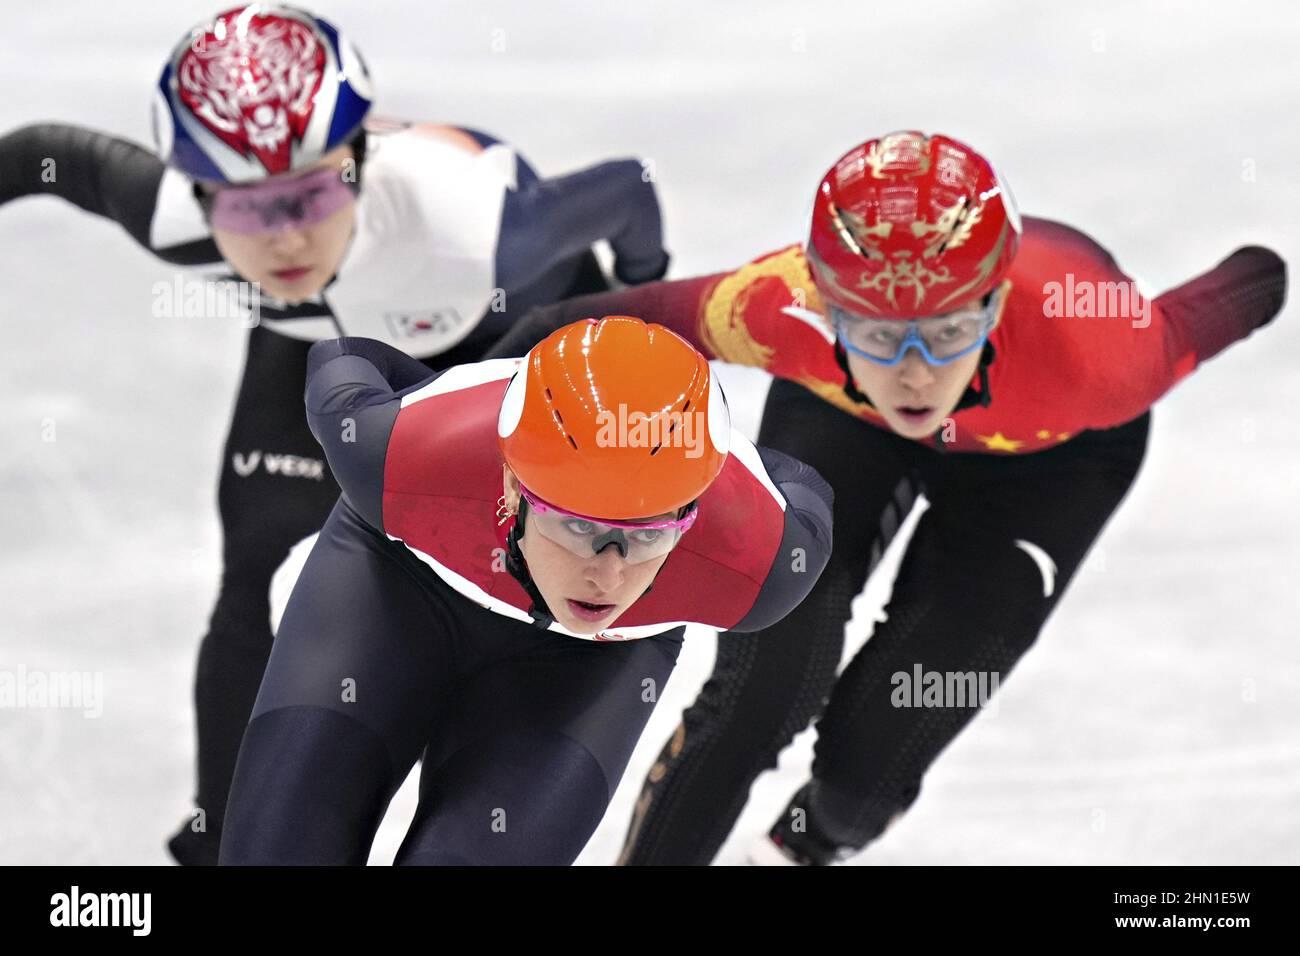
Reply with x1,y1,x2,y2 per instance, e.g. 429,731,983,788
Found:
272,266,313,283
566,598,617,622
895,405,935,421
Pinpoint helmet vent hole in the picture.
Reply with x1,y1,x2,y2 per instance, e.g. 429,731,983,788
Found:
650,444,662,456
552,409,564,427
566,435,578,450
682,399,691,413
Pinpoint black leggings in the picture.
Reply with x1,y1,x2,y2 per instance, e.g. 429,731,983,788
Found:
186,252,610,847
618,377,1151,864
218,498,683,865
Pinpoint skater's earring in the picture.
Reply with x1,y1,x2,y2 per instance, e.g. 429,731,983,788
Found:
496,495,515,526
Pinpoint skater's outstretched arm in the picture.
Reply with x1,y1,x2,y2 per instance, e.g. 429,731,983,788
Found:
496,157,670,292
1089,243,1287,429
482,245,833,384
483,271,728,360
1156,245,1286,369
0,122,220,264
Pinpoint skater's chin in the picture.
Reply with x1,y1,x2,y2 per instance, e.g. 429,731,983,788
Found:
262,270,324,304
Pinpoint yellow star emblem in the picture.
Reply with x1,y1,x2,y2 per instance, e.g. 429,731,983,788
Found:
976,431,1026,452
1057,432,1071,442
1036,429,1052,440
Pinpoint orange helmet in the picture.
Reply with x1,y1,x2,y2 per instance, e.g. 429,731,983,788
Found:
498,316,730,520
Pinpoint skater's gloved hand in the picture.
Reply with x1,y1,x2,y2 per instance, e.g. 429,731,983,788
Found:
1154,244,1287,368
614,248,670,286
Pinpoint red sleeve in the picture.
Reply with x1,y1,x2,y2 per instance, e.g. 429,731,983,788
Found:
1090,245,1286,429
1154,246,1286,384
483,272,727,360
1020,219,1286,431
697,245,847,385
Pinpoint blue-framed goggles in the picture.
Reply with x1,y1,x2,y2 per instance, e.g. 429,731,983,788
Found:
832,288,1001,367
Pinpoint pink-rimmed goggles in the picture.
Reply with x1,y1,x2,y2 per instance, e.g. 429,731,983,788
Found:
200,166,358,236
518,485,698,564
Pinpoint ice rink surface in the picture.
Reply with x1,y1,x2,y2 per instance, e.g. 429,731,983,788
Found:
1,1,1297,865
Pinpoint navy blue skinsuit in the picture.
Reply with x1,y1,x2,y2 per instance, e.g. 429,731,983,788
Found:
218,337,835,865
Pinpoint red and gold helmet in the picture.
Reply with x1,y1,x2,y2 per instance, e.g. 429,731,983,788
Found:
807,131,1021,319
497,316,730,520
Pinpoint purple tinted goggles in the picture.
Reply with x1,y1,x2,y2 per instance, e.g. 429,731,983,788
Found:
202,166,358,235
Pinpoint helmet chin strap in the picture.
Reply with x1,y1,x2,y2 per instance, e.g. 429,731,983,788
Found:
504,496,686,631
971,341,995,410
504,496,556,629
348,128,368,187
